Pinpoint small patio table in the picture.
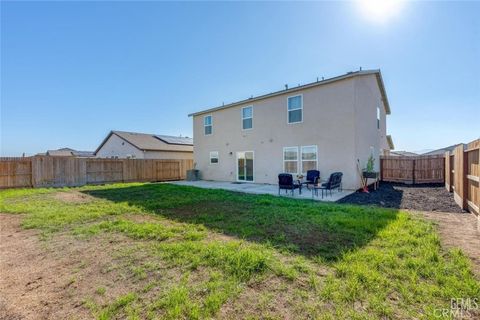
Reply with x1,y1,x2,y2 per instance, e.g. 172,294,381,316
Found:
311,179,328,199
300,176,321,190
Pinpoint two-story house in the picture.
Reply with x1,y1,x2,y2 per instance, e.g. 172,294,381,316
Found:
189,70,394,190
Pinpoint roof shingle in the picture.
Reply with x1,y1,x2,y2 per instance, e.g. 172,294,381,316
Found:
95,131,193,154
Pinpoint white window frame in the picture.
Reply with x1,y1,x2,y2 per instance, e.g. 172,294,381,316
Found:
204,115,213,136
377,106,381,130
283,146,299,174
300,145,318,174
241,106,253,130
287,94,303,124
209,151,219,164
236,151,255,183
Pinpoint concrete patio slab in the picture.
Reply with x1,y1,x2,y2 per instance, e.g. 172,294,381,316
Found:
171,180,354,202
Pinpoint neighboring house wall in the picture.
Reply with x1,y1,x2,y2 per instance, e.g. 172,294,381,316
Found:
96,134,145,158
143,151,193,160
95,133,194,160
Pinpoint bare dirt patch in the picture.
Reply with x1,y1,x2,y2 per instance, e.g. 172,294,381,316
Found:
53,191,94,204
0,214,165,320
122,213,163,223
421,212,480,276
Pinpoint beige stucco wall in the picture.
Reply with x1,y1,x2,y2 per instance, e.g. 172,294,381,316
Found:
192,74,388,190
143,151,193,160
95,134,193,160
96,134,145,158
353,75,388,187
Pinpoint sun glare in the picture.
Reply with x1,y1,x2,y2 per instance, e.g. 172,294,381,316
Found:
358,0,405,23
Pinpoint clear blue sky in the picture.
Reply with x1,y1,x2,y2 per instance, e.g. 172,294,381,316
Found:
1,1,479,156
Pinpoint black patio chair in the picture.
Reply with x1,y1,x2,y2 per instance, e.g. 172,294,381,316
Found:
313,172,343,198
278,173,302,196
302,170,320,189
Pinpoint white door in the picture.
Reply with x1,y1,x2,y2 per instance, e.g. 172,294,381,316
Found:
237,151,254,182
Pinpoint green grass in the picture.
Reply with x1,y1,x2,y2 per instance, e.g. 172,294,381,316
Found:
96,286,106,295
1,182,479,319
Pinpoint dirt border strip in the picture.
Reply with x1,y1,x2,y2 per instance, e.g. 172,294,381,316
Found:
421,211,480,276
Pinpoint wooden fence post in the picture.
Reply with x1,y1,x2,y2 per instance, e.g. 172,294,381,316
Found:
412,158,416,185
453,144,466,210
445,152,448,191
31,156,39,188
122,159,126,183
380,158,383,181
29,157,34,188
462,147,469,211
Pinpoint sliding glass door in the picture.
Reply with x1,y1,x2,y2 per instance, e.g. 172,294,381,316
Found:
237,151,254,182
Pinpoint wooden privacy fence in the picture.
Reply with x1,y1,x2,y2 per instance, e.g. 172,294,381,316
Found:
0,156,194,189
380,155,445,184
445,139,480,215
0,157,33,188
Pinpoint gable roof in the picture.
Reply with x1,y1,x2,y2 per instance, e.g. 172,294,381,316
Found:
188,69,391,117
75,150,96,157
46,148,75,157
45,148,95,157
422,143,466,156
95,131,193,154
390,151,418,157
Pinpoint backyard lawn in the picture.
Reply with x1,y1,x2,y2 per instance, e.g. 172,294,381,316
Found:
0,182,479,319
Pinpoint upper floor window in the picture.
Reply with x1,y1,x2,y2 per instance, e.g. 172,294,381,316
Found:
288,95,303,124
377,106,380,130
204,115,212,135
242,106,253,130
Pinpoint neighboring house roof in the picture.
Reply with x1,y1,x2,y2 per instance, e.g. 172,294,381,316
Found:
188,69,391,117
155,134,193,145
74,150,96,157
422,143,466,156
389,151,418,157
46,149,75,156
95,131,193,154
44,148,95,157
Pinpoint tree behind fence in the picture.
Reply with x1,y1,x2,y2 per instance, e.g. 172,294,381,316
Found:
0,156,194,189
